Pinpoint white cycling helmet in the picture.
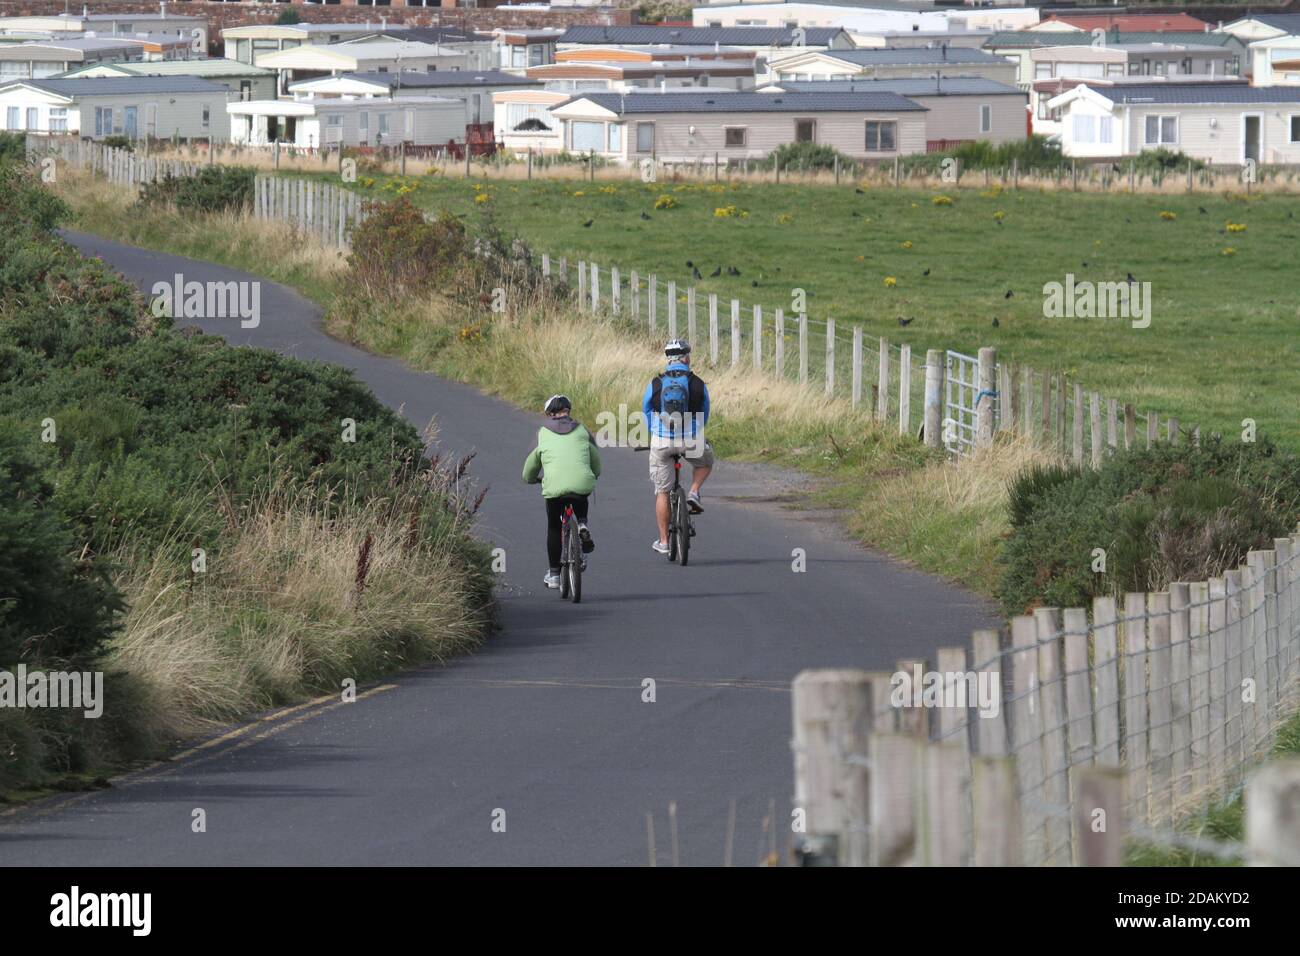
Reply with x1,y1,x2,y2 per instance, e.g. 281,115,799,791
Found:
543,394,572,415
664,339,691,358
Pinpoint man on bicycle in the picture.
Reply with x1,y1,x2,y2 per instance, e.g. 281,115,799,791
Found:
522,395,600,589
642,339,713,555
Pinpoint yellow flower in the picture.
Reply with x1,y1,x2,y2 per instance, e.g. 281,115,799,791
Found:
653,194,676,210
1159,210,1177,220
883,276,897,288
1222,247,1236,256
1226,222,1247,233
474,193,490,204
777,212,794,224
900,240,913,249
572,190,585,197
993,210,1006,221
932,195,953,206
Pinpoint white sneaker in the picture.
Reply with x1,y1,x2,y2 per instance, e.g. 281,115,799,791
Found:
543,571,561,588
651,539,670,554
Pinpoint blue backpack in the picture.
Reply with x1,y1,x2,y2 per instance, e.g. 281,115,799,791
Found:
659,371,691,432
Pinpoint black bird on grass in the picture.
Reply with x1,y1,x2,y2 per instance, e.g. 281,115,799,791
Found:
726,266,741,276
640,211,652,220
855,187,865,194
1126,272,1137,284
1198,206,1208,215
1004,290,1014,299
1082,261,1089,268
583,219,594,228
692,266,703,280
751,280,759,288
898,317,913,327
686,260,694,269
991,317,1000,328
922,268,930,277
709,266,721,277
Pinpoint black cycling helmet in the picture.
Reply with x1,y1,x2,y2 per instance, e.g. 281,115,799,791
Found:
543,394,572,415
664,338,691,358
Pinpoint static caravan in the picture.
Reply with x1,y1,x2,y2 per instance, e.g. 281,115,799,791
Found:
0,75,228,140
288,70,538,126
228,95,465,149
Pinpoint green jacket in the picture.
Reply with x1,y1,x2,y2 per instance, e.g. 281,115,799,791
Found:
522,416,602,498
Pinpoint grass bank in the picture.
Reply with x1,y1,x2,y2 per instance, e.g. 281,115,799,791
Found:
60,166,1043,596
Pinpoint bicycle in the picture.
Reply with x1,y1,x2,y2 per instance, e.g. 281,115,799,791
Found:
557,498,583,602
635,447,696,567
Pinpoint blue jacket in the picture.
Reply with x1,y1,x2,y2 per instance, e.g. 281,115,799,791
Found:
642,361,710,440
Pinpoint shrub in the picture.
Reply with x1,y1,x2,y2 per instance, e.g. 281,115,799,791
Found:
101,135,134,153
997,437,1300,615
0,132,25,166
137,165,254,215
1132,147,1204,174
759,140,853,171
905,135,1064,174
347,196,472,297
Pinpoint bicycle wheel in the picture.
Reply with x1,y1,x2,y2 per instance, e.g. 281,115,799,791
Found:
667,488,679,562
559,518,571,600
676,486,691,567
568,518,582,603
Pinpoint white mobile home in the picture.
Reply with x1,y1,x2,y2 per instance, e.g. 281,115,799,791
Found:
228,95,465,149
0,36,194,80
764,77,1028,146
255,41,474,96
550,90,927,163
1049,82,1300,164
57,58,277,102
288,70,539,126
769,47,1019,85
0,12,206,52
0,75,228,141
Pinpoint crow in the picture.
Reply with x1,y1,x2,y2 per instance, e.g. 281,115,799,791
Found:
855,187,865,194
726,266,740,276
709,266,721,277
1126,272,1137,284
991,317,1000,328
640,211,652,220
1198,206,1208,215
1082,262,1089,268
898,317,913,327
852,211,860,217
750,280,759,288
1004,290,1014,299
922,268,930,277
692,266,703,280
686,260,694,269
583,219,593,228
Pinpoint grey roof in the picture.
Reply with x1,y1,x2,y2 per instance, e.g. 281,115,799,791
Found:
819,47,1008,65
1094,82,1300,105
340,70,539,89
558,25,846,47
1246,13,1300,34
0,76,227,96
337,27,479,44
985,29,1240,49
565,91,926,114
771,77,1025,97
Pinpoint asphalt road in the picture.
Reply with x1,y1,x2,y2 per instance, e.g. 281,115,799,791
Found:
0,232,996,866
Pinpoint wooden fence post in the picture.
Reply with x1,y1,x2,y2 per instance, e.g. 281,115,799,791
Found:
687,286,697,347
590,262,599,313
708,293,718,365
1146,591,1174,824
1092,596,1122,767
667,280,676,337
877,338,889,423
1123,593,1151,823
869,732,922,866
971,756,1022,866
630,270,639,320
1169,582,1193,804
1073,767,1125,866
898,343,911,437
752,305,761,370
851,327,863,409
730,300,740,368
824,318,835,397
1072,383,1085,465
1035,608,1071,865
1245,759,1300,865
924,349,943,450
798,314,808,385
1090,392,1103,468
1189,581,1211,796
611,266,621,315
648,274,657,331
976,347,995,448
1010,615,1046,865
791,670,874,866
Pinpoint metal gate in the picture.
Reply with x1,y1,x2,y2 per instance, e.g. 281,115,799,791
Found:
944,350,999,457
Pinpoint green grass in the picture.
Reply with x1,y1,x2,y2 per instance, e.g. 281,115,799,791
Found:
1125,711,1300,866
342,173,1300,449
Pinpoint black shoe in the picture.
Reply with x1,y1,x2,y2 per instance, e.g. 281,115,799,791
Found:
578,524,595,554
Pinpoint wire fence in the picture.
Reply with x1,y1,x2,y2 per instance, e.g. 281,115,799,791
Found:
791,535,1300,865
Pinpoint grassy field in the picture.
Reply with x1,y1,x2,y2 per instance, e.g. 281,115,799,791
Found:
341,173,1300,449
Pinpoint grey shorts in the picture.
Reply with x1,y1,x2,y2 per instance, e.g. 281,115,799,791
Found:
649,441,714,494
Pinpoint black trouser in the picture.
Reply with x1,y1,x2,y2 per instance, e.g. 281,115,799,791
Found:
545,495,589,569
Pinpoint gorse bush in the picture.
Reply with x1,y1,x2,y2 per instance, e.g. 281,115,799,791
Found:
997,436,1300,615
138,165,254,215
905,135,1064,174
0,131,25,166
759,141,854,171
1131,147,1206,174
348,196,473,297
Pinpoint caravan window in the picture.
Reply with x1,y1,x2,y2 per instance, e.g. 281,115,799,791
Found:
571,120,604,152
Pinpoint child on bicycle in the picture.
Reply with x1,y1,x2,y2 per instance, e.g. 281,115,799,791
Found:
522,395,601,589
